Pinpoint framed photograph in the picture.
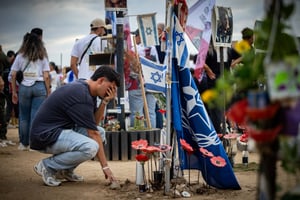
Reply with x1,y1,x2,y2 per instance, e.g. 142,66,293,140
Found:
105,0,127,11
212,6,233,47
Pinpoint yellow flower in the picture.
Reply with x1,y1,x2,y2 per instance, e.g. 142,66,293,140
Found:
201,89,217,103
234,39,251,54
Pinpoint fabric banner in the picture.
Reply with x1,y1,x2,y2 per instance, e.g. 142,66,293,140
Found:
140,56,166,94
171,13,189,68
105,11,117,36
171,13,240,190
137,13,159,47
185,0,215,81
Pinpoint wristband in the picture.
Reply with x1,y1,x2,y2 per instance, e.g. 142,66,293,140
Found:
102,166,110,170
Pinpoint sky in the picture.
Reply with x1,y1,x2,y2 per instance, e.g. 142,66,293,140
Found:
0,0,299,67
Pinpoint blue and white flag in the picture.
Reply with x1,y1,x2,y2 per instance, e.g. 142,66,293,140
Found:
171,14,240,190
137,13,159,47
105,11,117,36
140,56,166,94
171,13,189,68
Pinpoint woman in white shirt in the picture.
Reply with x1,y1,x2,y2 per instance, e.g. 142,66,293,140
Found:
10,28,51,151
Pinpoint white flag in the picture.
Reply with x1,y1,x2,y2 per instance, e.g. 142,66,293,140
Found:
137,13,159,47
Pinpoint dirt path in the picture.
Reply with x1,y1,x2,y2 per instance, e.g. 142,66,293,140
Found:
0,128,296,200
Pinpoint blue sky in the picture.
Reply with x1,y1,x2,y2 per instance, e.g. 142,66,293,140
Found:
0,0,299,67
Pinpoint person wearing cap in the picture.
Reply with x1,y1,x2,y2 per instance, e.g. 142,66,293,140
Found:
30,66,120,187
10,28,51,151
70,18,107,80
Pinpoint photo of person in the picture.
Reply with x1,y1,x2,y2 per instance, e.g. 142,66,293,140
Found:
215,6,233,45
105,0,127,10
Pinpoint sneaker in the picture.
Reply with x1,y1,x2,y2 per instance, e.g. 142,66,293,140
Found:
56,170,84,182
33,160,43,176
0,141,7,147
3,140,16,146
18,143,29,151
34,160,61,186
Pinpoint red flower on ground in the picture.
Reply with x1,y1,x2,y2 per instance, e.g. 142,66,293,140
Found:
131,139,148,150
135,154,149,163
180,139,194,155
199,147,214,157
210,156,227,167
223,133,239,140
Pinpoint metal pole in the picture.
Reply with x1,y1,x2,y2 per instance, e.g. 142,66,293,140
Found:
116,11,125,130
164,0,173,193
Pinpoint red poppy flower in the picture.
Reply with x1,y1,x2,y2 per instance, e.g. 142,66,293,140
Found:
199,147,214,157
142,146,161,154
223,133,239,140
210,156,226,167
131,139,148,150
158,109,167,114
158,144,172,152
179,139,194,154
135,154,149,163
226,99,248,124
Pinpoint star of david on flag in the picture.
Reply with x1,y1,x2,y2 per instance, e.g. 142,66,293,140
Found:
171,13,240,190
137,13,159,47
140,56,166,94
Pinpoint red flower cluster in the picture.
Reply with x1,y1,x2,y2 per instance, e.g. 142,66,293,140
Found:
180,138,227,168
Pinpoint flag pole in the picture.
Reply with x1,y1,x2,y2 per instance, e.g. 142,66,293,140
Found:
132,36,152,129
164,0,174,194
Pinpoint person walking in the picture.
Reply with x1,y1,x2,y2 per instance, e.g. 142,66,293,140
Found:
30,66,120,187
10,28,51,151
70,18,107,80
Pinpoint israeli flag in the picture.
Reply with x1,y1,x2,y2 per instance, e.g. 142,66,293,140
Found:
172,13,189,67
137,13,159,47
140,56,166,94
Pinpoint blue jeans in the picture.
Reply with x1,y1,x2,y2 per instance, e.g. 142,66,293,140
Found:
40,126,105,174
18,82,47,146
128,89,156,128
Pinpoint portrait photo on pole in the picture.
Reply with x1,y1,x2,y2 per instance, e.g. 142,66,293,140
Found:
212,6,233,47
105,0,127,11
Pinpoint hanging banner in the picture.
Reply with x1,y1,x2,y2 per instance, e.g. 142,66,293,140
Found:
185,0,215,80
105,0,127,11
137,13,159,47
212,6,233,47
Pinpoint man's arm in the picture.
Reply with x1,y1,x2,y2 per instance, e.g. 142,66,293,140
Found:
94,86,116,124
87,129,116,182
70,56,79,79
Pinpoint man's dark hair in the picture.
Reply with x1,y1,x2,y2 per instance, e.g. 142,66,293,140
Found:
91,66,121,87
7,50,15,58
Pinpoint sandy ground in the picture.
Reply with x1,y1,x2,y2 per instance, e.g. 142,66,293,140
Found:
0,128,297,200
